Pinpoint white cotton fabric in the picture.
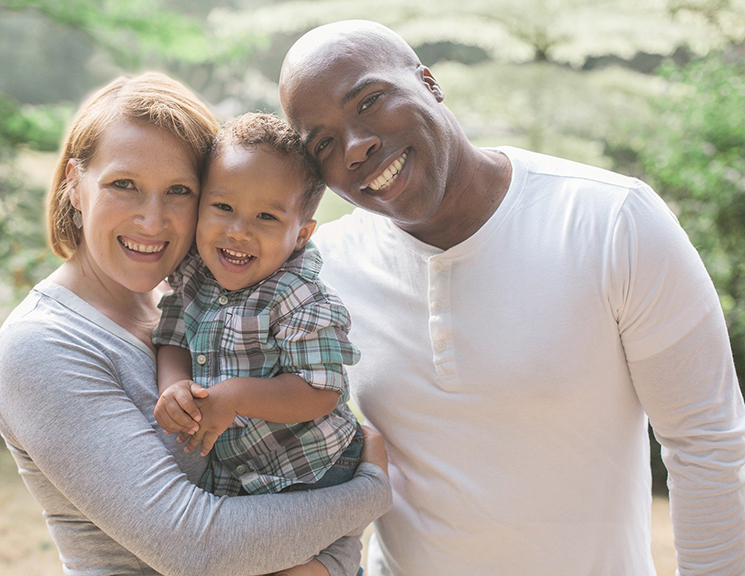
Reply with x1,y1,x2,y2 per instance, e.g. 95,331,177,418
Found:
312,146,745,576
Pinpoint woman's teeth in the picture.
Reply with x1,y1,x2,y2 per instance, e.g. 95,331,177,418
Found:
120,238,166,253
221,248,254,265
369,151,408,191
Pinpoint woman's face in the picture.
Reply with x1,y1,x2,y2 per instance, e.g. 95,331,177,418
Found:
67,119,200,294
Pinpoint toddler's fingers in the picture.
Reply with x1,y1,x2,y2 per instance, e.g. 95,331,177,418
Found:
199,432,219,457
185,429,205,454
190,382,209,399
154,401,186,435
174,385,202,422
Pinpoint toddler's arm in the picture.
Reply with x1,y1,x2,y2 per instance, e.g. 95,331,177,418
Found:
183,373,339,456
154,344,208,436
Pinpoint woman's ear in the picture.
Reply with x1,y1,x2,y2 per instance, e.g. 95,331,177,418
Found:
65,159,81,209
295,219,317,251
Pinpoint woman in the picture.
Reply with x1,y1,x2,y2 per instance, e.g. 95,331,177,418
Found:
0,73,390,576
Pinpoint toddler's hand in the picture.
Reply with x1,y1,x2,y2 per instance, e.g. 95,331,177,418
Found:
154,380,208,435
184,386,238,456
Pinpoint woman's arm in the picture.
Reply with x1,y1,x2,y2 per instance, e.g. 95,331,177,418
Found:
0,320,391,576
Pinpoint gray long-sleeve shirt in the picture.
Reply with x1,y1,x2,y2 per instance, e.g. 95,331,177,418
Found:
0,279,391,575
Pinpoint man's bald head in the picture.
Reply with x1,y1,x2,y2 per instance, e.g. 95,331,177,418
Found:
280,20,421,116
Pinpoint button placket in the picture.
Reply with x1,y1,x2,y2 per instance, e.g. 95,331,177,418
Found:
427,256,457,384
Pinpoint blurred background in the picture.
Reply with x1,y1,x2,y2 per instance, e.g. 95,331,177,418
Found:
0,0,743,574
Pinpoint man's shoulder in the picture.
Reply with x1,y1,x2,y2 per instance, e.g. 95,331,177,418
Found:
497,146,640,192
314,208,387,251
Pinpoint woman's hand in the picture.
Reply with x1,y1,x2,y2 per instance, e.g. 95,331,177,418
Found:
272,558,330,576
360,424,388,477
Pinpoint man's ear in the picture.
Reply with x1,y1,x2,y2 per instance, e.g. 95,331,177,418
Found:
65,158,81,209
295,219,317,251
418,66,444,102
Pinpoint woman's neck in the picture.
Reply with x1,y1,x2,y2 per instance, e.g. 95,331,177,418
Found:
50,254,163,351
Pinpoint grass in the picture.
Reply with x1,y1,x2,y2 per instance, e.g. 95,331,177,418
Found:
0,444,676,576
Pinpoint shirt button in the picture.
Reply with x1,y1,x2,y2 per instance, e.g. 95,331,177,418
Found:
196,354,207,365
432,300,442,312
235,464,247,475
218,295,229,305
431,261,443,272
434,340,446,353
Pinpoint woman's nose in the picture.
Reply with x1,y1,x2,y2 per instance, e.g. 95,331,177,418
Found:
135,194,167,234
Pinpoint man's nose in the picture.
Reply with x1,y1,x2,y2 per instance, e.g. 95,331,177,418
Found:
345,128,381,170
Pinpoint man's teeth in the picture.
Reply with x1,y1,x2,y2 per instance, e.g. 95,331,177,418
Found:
368,151,408,191
222,248,253,265
120,238,165,253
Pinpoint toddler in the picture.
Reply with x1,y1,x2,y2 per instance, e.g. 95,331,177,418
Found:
152,113,363,573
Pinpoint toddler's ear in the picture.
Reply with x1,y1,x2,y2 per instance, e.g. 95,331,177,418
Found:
294,219,317,251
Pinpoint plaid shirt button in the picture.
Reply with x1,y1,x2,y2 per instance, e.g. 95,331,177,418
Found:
218,295,229,305
196,354,207,365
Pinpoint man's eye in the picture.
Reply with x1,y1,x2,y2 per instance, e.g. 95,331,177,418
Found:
258,213,277,221
169,184,193,196
214,203,232,212
112,179,134,189
359,93,380,112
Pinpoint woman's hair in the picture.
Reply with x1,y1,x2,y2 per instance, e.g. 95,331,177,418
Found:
48,72,219,259
207,112,326,221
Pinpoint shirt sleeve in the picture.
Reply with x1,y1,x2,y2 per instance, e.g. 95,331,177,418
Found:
152,257,189,349
611,184,745,574
272,279,361,396
0,320,390,576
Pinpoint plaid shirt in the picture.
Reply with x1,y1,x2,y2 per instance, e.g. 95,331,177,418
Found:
152,241,360,496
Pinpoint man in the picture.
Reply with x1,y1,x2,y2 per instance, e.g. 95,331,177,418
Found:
279,20,745,576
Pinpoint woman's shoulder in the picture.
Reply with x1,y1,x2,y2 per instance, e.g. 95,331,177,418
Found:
0,284,115,368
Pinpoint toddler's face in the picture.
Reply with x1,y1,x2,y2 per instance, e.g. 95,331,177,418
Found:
196,143,315,291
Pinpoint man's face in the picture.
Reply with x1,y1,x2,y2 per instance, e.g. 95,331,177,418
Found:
281,48,452,231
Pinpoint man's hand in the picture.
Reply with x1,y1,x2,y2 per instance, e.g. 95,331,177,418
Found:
154,380,208,435
272,558,331,576
183,383,239,456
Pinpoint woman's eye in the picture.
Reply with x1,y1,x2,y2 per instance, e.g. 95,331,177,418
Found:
112,179,134,189
359,93,380,112
169,184,193,196
214,203,232,212
258,213,277,221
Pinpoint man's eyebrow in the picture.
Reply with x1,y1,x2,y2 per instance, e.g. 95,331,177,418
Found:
342,78,377,105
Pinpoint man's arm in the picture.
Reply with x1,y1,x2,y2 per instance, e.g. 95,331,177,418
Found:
629,309,745,574
612,184,745,574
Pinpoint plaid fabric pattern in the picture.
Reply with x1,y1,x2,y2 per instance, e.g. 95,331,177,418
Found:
152,241,360,496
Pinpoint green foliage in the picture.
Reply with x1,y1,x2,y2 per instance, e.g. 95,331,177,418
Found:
0,0,213,67
635,54,745,386
0,96,71,152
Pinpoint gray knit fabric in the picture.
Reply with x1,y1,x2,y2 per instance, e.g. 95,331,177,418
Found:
0,280,391,575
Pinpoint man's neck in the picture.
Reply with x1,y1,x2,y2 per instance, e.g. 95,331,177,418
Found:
400,146,512,251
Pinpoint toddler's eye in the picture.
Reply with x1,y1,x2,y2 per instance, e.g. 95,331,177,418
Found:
169,184,193,196
258,213,277,221
214,203,232,212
